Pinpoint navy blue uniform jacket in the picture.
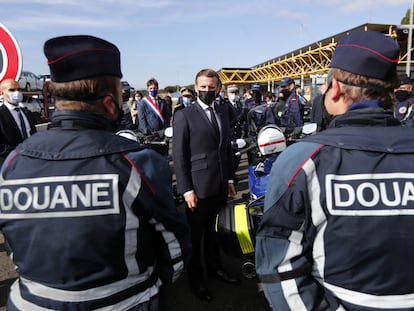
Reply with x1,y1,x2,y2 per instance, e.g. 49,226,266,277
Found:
0,110,190,310
256,105,414,310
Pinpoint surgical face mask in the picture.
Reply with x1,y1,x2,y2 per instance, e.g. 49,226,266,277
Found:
229,94,239,102
268,101,276,108
7,91,23,105
149,90,158,97
198,90,217,106
135,96,142,101
183,97,192,106
219,92,225,98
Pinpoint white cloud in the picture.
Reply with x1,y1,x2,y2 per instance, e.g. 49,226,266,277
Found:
277,8,307,20
11,0,175,7
5,13,120,31
313,0,410,13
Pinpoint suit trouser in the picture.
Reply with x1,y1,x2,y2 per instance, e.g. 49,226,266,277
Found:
186,192,227,285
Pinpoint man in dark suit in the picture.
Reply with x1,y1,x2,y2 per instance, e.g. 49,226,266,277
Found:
137,78,171,134
172,68,239,302
0,79,36,164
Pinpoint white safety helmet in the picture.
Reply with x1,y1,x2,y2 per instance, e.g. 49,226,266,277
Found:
116,129,138,142
257,125,286,155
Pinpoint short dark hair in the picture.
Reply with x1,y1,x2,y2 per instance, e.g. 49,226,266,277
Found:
195,69,221,86
146,78,159,88
327,68,399,109
48,75,119,111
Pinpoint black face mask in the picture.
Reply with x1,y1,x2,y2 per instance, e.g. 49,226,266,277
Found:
281,89,292,99
198,90,217,106
395,90,412,102
316,85,334,131
253,91,262,103
111,97,124,131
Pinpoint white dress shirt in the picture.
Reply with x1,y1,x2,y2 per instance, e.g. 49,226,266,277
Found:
3,102,31,138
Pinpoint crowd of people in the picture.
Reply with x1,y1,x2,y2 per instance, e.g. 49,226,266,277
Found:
120,77,311,146
0,29,414,311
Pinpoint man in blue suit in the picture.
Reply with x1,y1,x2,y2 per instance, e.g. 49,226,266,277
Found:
137,78,171,134
172,68,239,302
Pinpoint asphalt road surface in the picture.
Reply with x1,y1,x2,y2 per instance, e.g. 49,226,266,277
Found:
163,258,271,311
165,154,272,311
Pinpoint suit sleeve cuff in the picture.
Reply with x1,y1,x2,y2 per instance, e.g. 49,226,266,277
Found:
183,190,194,197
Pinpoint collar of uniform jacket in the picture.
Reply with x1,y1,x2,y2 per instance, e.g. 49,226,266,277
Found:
50,110,114,131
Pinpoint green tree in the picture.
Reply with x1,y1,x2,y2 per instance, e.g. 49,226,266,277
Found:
164,85,180,93
402,8,411,24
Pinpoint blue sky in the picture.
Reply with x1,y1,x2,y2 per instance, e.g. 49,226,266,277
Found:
3,0,412,89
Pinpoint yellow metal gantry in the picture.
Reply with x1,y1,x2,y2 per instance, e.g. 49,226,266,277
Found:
218,23,410,86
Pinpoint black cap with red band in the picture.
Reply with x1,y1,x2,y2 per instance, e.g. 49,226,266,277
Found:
44,35,122,83
330,30,400,80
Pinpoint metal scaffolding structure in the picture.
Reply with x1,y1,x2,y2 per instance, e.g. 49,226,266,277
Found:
218,23,410,87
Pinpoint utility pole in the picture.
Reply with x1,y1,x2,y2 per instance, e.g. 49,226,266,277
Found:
398,1,414,75
407,0,414,75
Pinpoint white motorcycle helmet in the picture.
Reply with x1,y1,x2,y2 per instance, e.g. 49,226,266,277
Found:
116,129,138,142
257,125,286,156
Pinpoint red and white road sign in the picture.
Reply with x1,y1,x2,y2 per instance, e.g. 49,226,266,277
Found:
0,23,22,83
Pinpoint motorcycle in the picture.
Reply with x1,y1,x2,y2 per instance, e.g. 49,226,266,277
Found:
215,123,317,278
116,127,183,206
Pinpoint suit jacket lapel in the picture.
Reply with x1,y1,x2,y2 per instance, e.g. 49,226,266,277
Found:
2,105,20,133
0,104,24,143
21,108,36,134
195,102,220,142
213,103,225,144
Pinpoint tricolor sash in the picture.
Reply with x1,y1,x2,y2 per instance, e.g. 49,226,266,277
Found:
143,96,164,123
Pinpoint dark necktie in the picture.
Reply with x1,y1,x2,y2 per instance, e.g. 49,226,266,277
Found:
207,107,220,138
15,108,28,139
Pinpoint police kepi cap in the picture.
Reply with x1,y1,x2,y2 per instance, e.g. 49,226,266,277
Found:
279,77,294,87
44,35,122,82
181,88,193,97
227,84,238,93
399,73,412,85
251,84,261,91
330,30,400,80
